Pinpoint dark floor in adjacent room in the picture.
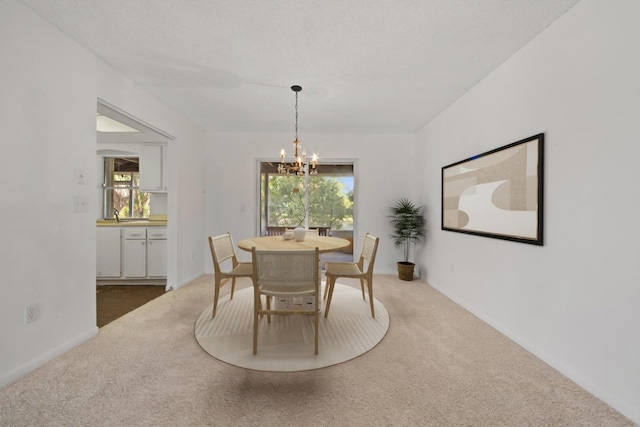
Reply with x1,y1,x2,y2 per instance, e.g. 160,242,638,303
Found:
97,285,166,327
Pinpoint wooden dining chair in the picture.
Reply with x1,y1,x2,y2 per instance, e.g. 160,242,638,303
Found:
208,233,253,319
324,233,380,318
251,247,321,355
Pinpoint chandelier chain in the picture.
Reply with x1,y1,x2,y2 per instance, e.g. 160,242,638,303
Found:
294,90,299,141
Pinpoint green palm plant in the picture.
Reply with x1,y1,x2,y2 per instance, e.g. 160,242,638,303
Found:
389,198,426,263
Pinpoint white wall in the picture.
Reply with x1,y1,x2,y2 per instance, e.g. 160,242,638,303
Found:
4,0,635,421
204,132,417,274
416,0,640,423
0,0,205,386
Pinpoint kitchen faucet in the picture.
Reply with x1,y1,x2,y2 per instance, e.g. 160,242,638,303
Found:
113,208,120,222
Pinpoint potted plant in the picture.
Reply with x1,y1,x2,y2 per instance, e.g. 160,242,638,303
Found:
389,198,426,281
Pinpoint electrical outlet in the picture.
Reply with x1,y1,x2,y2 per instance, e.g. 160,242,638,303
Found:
72,195,89,212
25,304,40,324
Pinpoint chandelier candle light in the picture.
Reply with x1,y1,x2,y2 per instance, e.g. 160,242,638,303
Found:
278,85,318,176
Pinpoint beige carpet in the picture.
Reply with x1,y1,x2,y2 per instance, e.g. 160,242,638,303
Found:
195,283,389,371
0,275,633,426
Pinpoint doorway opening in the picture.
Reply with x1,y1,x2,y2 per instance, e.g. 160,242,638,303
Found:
96,100,173,326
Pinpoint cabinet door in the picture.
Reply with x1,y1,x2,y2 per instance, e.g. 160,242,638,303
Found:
140,145,162,192
124,239,147,277
96,228,121,277
147,239,167,278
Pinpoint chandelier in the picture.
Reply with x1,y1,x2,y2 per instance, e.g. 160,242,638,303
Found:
278,85,318,176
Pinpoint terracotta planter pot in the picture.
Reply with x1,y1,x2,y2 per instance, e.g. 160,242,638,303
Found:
397,261,415,281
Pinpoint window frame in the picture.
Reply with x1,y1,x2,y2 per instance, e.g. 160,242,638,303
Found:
255,159,358,238
102,157,151,220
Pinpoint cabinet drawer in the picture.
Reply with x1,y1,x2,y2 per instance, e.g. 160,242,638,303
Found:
124,228,147,239
147,228,167,239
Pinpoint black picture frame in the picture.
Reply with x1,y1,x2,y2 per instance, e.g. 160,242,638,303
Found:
441,133,544,245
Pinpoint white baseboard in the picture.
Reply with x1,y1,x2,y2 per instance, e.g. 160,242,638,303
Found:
0,326,98,388
173,271,204,290
427,279,638,425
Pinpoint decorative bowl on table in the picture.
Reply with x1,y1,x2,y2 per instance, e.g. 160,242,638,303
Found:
283,231,294,240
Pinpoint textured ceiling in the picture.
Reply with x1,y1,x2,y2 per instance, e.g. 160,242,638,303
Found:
19,0,580,134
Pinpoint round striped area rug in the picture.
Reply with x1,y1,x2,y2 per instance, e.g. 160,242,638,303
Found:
195,283,390,372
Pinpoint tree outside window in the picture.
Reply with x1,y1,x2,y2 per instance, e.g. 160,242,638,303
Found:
112,172,149,218
260,163,354,232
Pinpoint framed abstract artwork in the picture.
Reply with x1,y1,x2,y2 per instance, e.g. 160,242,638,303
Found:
441,133,544,245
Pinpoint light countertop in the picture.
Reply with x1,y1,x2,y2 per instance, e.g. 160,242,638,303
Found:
96,220,167,227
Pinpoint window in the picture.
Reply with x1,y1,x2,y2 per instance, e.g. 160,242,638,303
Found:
103,157,150,220
259,162,354,235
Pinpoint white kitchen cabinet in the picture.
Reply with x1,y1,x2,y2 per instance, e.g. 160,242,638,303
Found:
147,239,167,277
98,226,167,280
140,145,167,192
147,227,167,277
96,228,121,277
124,228,147,278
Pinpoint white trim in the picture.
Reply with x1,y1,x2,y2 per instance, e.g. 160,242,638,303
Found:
97,98,175,141
0,327,98,388
427,278,636,424
254,158,358,240
174,271,204,290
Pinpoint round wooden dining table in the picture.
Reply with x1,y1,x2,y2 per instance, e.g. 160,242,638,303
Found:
237,234,350,253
